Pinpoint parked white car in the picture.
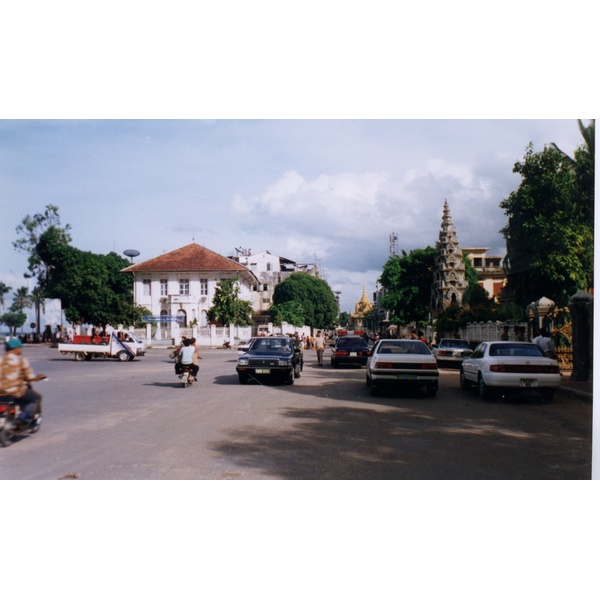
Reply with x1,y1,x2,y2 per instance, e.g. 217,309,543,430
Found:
366,339,439,396
460,341,561,401
237,339,255,355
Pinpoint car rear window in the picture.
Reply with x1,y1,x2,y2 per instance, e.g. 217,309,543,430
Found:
439,339,470,349
337,337,368,348
377,341,431,355
489,343,544,357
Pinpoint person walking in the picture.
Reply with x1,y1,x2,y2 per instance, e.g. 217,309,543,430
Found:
314,330,326,366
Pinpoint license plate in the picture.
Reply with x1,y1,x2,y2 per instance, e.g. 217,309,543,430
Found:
396,374,417,380
255,368,271,374
350,352,357,357
520,379,538,387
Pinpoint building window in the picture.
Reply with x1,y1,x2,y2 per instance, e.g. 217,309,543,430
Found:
200,278,208,295
179,279,189,295
143,279,152,296
266,263,272,271
160,279,168,296
263,284,268,292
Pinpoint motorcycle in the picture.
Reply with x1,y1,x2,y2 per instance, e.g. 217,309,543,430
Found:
0,395,42,447
179,364,195,388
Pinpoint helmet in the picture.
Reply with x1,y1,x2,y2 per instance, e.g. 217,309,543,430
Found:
5,338,23,351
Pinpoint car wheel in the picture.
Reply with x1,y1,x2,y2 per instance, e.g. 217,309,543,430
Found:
478,374,491,401
238,373,248,385
286,368,295,385
460,369,472,390
294,364,301,379
366,373,371,387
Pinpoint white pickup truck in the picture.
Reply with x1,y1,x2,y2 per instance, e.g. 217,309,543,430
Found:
58,332,146,362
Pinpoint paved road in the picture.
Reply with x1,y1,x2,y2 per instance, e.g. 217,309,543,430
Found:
1,345,592,479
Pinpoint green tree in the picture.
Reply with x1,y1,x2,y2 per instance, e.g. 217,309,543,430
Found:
272,272,337,329
500,130,594,306
0,312,27,336
10,286,33,313
0,281,12,313
208,278,253,326
13,205,72,333
35,229,141,325
270,300,305,327
379,247,437,326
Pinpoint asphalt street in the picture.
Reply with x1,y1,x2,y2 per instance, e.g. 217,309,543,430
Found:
1,344,593,479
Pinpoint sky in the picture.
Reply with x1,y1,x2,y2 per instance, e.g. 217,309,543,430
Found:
0,119,589,314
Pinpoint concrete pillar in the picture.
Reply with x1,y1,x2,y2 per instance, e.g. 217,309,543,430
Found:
569,291,593,382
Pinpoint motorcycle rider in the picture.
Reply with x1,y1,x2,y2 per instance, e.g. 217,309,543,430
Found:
0,338,46,423
178,338,200,381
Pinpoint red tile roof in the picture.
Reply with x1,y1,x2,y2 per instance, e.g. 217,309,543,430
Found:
121,243,257,277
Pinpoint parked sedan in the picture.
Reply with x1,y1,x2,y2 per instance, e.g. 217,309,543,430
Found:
460,341,561,401
236,336,303,384
237,338,255,355
331,335,370,368
431,338,473,367
366,339,439,396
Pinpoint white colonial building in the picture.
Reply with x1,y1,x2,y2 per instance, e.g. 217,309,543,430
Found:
122,243,259,327
228,248,318,314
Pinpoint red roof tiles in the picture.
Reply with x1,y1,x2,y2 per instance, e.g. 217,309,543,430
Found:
121,243,256,276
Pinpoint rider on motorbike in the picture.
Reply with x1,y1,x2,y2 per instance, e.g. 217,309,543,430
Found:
0,338,46,423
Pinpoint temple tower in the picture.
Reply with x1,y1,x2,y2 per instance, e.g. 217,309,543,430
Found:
350,286,373,330
431,200,468,316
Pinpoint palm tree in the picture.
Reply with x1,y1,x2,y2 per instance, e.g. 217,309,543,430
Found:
10,286,33,313
550,119,595,162
0,281,12,313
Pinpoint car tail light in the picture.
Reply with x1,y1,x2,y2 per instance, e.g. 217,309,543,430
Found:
375,361,394,369
335,351,350,356
490,364,560,374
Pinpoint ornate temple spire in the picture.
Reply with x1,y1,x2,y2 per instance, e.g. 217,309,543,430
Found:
430,199,467,315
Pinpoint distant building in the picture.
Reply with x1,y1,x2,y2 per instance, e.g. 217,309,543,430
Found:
431,200,468,316
228,248,318,314
121,243,259,326
462,247,506,302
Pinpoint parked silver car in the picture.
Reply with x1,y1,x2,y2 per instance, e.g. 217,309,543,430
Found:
366,339,439,396
431,338,473,367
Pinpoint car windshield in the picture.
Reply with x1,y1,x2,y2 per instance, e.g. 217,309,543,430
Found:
376,341,431,355
250,338,292,354
439,339,470,349
337,337,368,348
489,343,544,357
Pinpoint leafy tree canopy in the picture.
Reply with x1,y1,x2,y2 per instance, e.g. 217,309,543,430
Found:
13,204,72,288
207,278,253,326
379,247,437,326
35,229,142,325
500,120,594,306
272,272,337,329
270,300,305,327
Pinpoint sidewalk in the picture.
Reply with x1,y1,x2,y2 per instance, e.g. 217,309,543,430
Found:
559,371,593,402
